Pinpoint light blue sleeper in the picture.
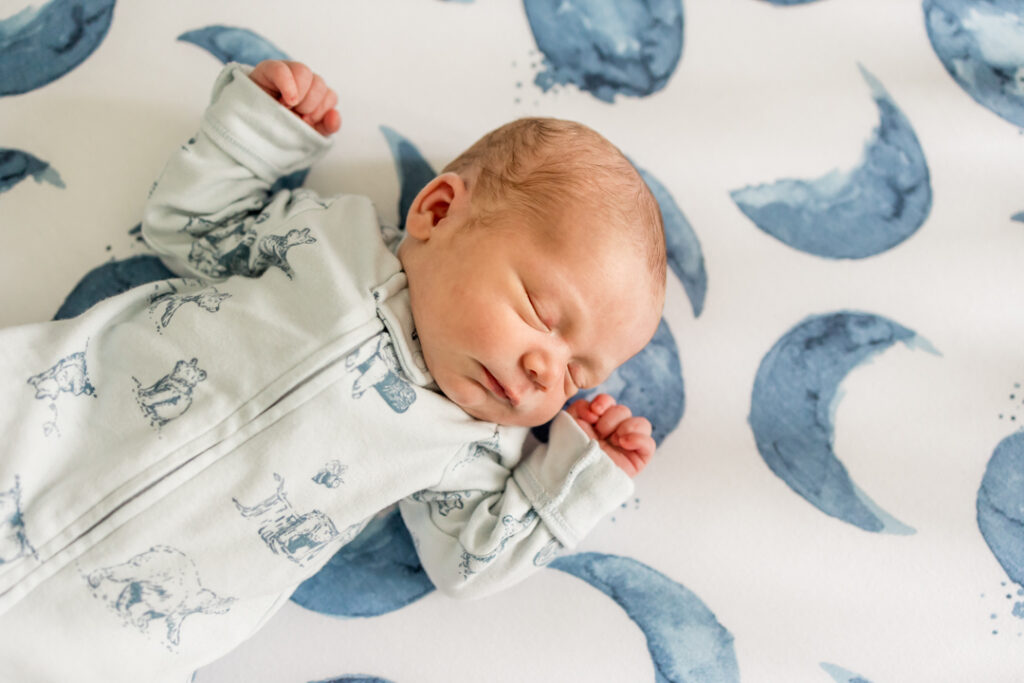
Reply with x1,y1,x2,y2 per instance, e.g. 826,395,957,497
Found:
0,63,632,682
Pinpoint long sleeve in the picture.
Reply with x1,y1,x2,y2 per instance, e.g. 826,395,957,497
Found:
141,62,333,280
399,411,634,599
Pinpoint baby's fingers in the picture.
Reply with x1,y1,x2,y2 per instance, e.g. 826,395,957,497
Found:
251,61,299,104
307,88,338,126
588,393,616,417
294,73,328,116
313,109,342,137
567,398,598,424
280,62,314,106
594,404,632,440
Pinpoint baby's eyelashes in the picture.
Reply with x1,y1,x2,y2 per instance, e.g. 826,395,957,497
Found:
525,291,551,332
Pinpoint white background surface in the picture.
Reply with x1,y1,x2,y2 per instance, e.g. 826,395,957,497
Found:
2,1,1024,681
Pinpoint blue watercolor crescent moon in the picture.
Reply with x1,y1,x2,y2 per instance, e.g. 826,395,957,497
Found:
749,311,939,533
0,0,115,97
924,0,1024,127
523,0,684,103
290,509,435,617
551,553,739,683
1013,211,1024,223
0,148,65,195
310,677,394,683
977,431,1024,617
731,65,932,259
821,663,873,683
293,521,741,680
177,25,289,66
635,165,707,317
53,252,174,320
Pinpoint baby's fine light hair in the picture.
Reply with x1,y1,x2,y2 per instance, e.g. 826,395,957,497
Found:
442,117,667,293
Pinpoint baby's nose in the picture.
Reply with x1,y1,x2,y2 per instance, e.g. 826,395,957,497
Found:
522,347,565,391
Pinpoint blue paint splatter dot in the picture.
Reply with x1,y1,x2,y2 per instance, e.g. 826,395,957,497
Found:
0,148,64,194
310,677,395,683
1012,211,1024,223
551,553,739,683
635,165,707,317
524,0,684,103
749,311,938,533
291,509,434,618
977,430,1024,611
731,66,932,259
924,0,1024,127
0,0,116,97
177,25,289,65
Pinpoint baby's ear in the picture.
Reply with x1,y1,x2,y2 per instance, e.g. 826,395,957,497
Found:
405,172,467,240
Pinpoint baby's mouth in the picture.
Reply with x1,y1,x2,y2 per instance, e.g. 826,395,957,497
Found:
482,366,517,406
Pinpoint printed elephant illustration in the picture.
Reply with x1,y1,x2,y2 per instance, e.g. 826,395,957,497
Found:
85,545,235,647
345,336,416,413
133,358,207,429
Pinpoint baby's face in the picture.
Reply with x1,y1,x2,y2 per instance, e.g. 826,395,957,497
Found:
402,208,661,427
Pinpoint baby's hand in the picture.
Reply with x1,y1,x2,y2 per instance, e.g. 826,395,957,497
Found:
567,394,655,478
248,60,341,137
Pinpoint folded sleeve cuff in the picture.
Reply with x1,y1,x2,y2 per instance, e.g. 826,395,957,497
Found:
201,62,333,183
512,411,634,548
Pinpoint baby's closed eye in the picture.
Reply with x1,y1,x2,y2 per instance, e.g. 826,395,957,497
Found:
524,290,550,332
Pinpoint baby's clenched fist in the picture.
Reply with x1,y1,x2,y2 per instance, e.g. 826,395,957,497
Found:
567,394,655,478
249,60,340,137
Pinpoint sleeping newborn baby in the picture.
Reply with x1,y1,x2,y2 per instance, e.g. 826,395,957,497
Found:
0,59,666,681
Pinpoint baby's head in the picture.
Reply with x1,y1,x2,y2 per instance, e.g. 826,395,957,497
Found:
398,117,666,427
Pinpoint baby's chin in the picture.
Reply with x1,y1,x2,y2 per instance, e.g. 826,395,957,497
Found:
452,394,559,428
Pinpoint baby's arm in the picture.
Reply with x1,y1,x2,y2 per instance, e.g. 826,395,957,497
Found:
142,60,338,279
399,407,637,599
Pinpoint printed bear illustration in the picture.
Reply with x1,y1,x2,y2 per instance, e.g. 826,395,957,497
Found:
345,336,416,413
133,358,207,429
84,545,235,648
27,351,95,402
188,222,316,280
0,476,37,566
147,281,230,332
26,350,96,436
232,473,340,567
